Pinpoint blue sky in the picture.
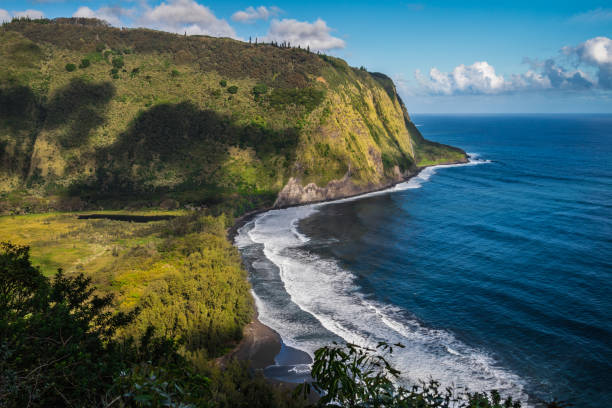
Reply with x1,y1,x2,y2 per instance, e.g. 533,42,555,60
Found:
2,0,611,113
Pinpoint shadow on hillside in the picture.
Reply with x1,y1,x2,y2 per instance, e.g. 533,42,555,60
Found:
0,84,43,179
44,78,115,148
69,101,298,206
0,84,41,134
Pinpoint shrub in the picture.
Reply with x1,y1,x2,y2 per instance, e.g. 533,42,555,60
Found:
227,85,238,94
268,87,325,112
252,83,268,96
79,58,90,69
219,79,227,87
110,67,118,75
298,341,567,408
65,63,76,72
252,83,268,101
170,69,180,77
111,56,124,69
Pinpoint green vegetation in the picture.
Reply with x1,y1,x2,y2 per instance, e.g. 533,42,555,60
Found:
0,18,563,408
0,18,464,214
299,342,567,408
253,83,268,96
0,241,304,408
112,56,124,69
0,211,252,360
1,240,566,407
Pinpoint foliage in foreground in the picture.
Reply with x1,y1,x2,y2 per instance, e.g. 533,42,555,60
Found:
299,342,570,408
0,241,300,408
0,240,567,407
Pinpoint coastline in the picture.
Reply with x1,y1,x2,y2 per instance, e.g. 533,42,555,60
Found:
227,159,468,242
226,158,470,377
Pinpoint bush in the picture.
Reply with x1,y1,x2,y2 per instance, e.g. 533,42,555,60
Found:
0,242,139,407
298,341,567,408
111,56,124,69
219,79,227,87
65,63,76,72
79,58,90,68
268,87,325,112
252,83,268,96
227,85,238,94
170,69,180,77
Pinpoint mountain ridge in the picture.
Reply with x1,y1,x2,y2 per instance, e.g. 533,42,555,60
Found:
0,18,466,214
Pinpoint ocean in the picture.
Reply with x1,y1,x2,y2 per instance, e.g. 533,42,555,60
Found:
235,114,612,407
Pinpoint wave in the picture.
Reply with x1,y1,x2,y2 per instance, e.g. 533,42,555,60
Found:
236,155,529,401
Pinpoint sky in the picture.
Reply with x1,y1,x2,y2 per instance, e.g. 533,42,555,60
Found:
1,0,611,113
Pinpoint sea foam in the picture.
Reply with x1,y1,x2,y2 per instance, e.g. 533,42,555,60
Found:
236,156,528,401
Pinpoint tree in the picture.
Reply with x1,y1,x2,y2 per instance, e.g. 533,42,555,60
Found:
299,341,567,408
65,63,76,72
227,85,238,94
79,58,90,68
0,242,46,320
219,79,227,87
0,242,139,407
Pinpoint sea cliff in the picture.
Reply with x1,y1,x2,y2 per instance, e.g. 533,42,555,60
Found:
0,18,466,213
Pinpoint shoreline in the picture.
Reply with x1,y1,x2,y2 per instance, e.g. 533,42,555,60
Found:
227,159,468,242
226,157,470,378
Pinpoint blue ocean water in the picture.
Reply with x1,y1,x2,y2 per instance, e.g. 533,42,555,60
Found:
236,114,612,407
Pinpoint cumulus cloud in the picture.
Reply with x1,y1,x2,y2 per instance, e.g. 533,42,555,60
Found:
415,37,612,95
565,36,612,89
416,60,595,95
265,18,345,51
12,9,45,19
139,0,236,37
73,6,134,27
416,61,511,95
232,6,280,23
0,8,45,22
0,9,11,23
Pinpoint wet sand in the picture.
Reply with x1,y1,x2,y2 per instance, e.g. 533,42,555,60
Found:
224,315,282,370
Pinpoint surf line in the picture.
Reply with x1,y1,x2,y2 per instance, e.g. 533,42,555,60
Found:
235,154,527,403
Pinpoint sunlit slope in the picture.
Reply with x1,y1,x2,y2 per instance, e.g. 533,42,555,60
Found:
0,18,466,212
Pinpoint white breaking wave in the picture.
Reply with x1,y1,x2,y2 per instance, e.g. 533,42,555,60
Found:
236,155,528,401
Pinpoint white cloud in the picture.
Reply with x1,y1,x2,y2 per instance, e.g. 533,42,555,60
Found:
416,59,594,95
12,9,45,19
565,36,612,89
265,18,345,51
416,61,507,95
571,36,612,65
570,8,612,23
0,9,11,23
139,0,236,37
232,6,280,23
73,6,134,27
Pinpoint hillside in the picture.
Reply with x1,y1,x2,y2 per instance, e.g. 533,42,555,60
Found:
0,18,466,214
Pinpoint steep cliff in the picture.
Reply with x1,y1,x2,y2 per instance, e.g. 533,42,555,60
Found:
0,18,466,213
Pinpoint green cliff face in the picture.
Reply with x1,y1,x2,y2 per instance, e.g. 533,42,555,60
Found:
0,18,466,213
